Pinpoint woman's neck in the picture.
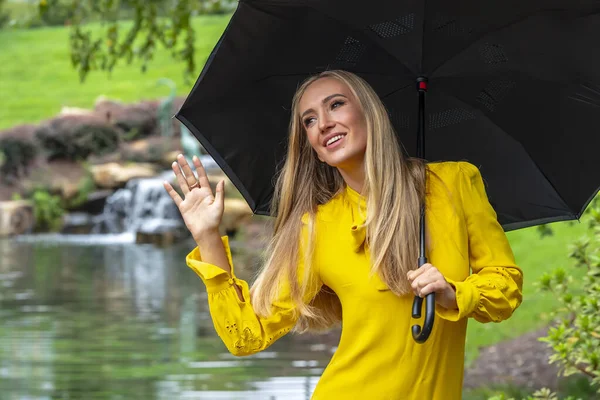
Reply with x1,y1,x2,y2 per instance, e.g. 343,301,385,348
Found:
338,163,365,194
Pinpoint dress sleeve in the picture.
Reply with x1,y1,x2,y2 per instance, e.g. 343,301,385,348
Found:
186,234,322,356
436,162,523,323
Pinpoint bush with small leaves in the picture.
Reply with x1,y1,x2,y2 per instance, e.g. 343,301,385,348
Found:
488,387,580,400
538,200,600,394
34,115,120,161
489,198,600,400
31,189,65,232
0,125,38,182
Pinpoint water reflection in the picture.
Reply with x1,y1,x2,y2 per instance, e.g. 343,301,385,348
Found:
0,234,338,399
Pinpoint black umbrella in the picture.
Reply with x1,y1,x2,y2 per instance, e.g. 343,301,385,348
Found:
176,0,600,343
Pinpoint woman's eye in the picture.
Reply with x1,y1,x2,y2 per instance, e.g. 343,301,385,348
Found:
331,100,345,109
304,117,315,127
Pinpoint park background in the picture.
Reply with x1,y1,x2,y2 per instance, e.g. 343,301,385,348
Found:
0,1,598,399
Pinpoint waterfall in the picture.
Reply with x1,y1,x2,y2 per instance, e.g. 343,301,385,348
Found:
92,176,183,235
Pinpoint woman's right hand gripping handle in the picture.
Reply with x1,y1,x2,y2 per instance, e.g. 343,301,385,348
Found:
163,154,243,301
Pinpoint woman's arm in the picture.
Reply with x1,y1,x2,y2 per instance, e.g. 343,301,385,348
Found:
436,162,523,323
187,234,322,356
164,154,322,355
195,227,244,301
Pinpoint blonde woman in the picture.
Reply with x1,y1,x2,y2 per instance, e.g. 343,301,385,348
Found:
163,70,523,399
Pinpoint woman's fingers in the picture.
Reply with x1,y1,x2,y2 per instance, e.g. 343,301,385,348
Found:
163,181,183,207
192,155,212,190
410,267,442,296
406,263,432,281
214,180,225,210
419,281,446,297
172,161,190,195
177,154,198,187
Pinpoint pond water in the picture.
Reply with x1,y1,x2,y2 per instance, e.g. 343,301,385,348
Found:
0,233,338,399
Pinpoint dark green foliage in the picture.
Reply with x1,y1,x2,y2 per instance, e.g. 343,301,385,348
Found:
95,99,159,141
31,189,65,231
538,204,600,393
66,0,234,81
34,115,121,161
38,0,76,26
490,197,600,399
0,0,10,28
0,125,38,182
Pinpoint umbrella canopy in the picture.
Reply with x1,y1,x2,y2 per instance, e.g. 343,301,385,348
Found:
176,0,600,231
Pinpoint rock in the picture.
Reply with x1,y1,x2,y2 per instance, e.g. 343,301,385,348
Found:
222,198,253,237
67,190,113,214
120,137,180,165
61,212,94,234
0,200,34,237
59,106,95,116
90,162,158,189
135,219,186,246
21,160,87,202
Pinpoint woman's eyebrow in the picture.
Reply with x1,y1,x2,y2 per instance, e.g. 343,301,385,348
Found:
300,93,348,119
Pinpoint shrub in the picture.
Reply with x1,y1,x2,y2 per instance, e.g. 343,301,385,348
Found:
538,199,600,393
94,98,159,141
0,0,10,28
489,197,600,399
35,115,120,161
0,124,38,182
31,189,65,232
38,0,75,26
66,166,96,208
198,0,237,14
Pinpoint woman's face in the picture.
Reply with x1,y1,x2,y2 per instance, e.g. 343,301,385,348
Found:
298,77,368,171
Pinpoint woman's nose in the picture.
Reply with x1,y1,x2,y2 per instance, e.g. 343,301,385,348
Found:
318,113,335,132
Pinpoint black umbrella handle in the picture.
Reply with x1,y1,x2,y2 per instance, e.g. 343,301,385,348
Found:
411,292,435,343
411,217,435,343
411,255,435,343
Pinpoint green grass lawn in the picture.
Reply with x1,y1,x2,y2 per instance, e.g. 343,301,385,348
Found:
464,218,590,365
0,14,232,130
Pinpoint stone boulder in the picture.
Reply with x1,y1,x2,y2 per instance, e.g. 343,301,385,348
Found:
222,198,253,237
0,200,34,237
21,160,87,202
90,162,158,189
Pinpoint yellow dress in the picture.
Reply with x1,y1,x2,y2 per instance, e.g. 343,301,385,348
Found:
186,161,523,399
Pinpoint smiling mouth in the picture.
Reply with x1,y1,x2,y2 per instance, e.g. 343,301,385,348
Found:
325,134,346,147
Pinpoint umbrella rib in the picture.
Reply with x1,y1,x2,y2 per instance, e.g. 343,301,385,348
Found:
296,3,417,77
434,87,575,215
428,7,600,76
379,83,413,99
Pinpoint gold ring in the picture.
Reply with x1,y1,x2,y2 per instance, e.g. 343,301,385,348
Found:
189,181,199,189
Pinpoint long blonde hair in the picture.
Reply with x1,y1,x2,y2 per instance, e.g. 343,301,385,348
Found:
251,70,426,332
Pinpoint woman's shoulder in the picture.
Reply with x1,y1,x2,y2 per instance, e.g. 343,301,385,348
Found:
427,161,482,186
426,161,485,208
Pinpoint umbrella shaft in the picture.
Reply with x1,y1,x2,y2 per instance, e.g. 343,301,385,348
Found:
416,78,428,262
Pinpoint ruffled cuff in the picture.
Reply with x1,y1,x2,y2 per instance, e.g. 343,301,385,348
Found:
435,277,480,322
186,236,240,294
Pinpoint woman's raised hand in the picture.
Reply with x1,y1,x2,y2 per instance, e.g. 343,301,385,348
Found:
163,154,225,242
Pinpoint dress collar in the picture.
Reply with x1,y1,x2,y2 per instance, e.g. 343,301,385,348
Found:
344,185,368,252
